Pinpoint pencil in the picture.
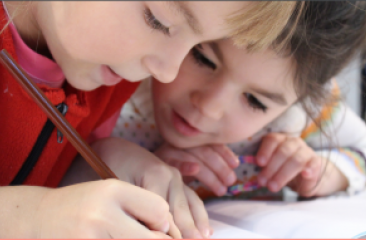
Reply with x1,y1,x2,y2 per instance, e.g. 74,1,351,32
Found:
0,49,118,180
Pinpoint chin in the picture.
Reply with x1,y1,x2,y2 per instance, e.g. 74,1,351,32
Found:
71,82,100,91
64,74,101,91
163,132,200,149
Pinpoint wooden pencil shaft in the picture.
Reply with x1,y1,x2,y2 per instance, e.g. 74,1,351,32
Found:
0,49,117,180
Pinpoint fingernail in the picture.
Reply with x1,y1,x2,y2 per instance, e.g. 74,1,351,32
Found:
161,221,170,233
303,169,312,178
268,181,278,192
233,156,240,167
204,228,211,238
218,185,227,196
257,157,266,166
226,173,236,185
209,227,214,236
258,176,267,186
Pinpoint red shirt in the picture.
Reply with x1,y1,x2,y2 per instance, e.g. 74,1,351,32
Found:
0,5,139,187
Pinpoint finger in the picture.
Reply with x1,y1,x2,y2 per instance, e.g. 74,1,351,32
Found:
118,181,171,233
168,160,200,176
268,147,312,192
110,213,172,239
301,156,323,180
297,176,320,197
168,169,203,239
189,146,237,186
163,150,202,176
167,212,182,239
211,144,240,169
151,231,173,239
184,186,211,238
194,163,228,196
297,157,326,197
106,198,169,239
258,138,300,187
141,164,172,200
183,176,196,184
256,133,286,166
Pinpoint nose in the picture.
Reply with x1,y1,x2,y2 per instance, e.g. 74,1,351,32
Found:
190,82,229,120
142,43,191,83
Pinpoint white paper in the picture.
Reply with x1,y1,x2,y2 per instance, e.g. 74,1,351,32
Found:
207,193,366,238
209,219,268,238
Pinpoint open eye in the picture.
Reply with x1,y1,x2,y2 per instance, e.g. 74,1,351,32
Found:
144,8,170,36
244,93,267,112
191,45,216,70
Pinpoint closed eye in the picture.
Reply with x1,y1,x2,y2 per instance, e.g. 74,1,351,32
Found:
191,46,216,70
144,8,170,36
244,93,267,112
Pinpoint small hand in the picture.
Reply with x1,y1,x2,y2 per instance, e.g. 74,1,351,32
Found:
256,133,348,197
35,180,176,238
256,133,322,193
155,143,239,197
94,138,212,238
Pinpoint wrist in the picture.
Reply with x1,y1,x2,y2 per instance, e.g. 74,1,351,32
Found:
0,186,50,238
32,187,54,238
315,150,366,195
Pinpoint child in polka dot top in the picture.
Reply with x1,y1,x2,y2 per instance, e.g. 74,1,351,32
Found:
113,75,366,201
112,10,366,199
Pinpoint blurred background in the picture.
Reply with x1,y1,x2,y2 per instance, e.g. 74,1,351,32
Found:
337,53,364,118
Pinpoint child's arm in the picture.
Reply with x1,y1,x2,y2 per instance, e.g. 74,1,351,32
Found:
298,100,366,195
257,82,366,197
62,137,211,239
0,181,178,238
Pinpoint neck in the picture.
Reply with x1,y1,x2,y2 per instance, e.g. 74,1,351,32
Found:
4,1,51,58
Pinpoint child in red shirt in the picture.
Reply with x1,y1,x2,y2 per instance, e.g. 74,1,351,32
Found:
0,1,299,238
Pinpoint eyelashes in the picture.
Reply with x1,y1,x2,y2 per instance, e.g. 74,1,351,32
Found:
191,47,267,112
144,8,170,36
191,46,217,70
244,93,267,112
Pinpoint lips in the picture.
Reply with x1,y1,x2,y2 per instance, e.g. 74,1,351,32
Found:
101,65,123,86
171,111,202,137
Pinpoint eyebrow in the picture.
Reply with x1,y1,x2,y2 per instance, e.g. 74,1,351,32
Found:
208,42,224,63
168,2,203,35
251,88,288,106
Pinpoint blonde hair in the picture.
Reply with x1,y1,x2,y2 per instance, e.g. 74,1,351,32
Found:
3,2,303,53
227,1,304,51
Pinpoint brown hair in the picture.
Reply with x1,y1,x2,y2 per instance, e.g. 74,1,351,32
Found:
275,1,366,194
227,2,304,51
277,1,366,110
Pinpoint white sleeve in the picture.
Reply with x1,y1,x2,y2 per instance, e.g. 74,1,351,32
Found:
303,101,366,194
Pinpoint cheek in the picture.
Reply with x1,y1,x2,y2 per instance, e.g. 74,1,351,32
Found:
222,120,261,142
222,113,277,143
153,63,199,103
54,3,146,64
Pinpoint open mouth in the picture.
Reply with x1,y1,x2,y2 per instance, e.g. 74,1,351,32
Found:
101,65,123,85
172,110,201,136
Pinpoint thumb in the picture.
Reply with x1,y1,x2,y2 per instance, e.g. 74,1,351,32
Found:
119,184,173,234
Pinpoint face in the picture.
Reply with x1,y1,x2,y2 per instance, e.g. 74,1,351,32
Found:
31,1,248,90
152,39,298,148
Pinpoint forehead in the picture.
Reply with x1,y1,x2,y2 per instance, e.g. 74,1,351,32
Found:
176,1,250,39
218,39,297,98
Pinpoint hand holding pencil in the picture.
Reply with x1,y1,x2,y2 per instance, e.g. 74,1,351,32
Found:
0,49,182,238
